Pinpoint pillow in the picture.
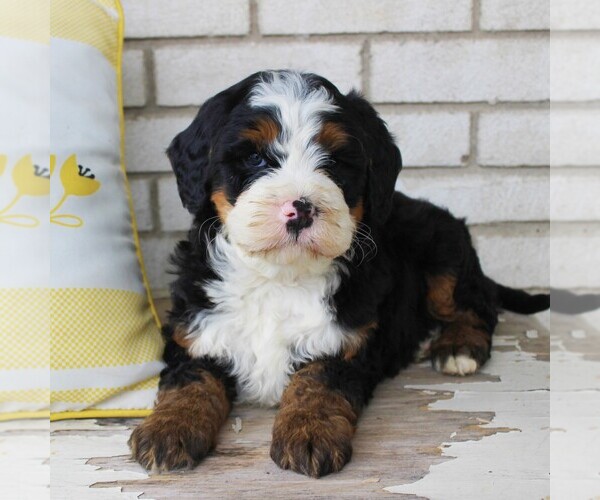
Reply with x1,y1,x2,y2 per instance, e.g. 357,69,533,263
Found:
0,0,51,420
0,0,164,420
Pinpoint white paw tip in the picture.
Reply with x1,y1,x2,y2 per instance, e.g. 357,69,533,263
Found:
443,355,458,374
438,354,478,376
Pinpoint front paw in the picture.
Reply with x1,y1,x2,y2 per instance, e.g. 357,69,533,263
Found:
270,407,355,478
129,380,230,472
129,410,212,472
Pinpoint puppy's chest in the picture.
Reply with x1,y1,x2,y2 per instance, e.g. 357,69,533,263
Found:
187,263,348,406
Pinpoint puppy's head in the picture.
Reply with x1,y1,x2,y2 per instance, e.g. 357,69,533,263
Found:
167,70,401,263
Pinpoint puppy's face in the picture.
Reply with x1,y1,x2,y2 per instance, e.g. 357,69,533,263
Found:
213,77,363,262
168,71,401,264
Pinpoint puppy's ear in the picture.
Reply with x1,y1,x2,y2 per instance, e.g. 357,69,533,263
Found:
345,91,402,222
166,75,257,213
166,97,226,213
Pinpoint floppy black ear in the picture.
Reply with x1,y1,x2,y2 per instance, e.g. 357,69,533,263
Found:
166,74,259,214
345,91,402,222
166,98,225,214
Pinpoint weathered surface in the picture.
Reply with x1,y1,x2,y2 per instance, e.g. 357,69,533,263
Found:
0,419,49,499
45,312,559,499
550,309,600,499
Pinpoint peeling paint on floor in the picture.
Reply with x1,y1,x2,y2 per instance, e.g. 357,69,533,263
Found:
0,419,50,500
43,313,562,499
51,433,149,499
383,349,550,498
550,309,600,499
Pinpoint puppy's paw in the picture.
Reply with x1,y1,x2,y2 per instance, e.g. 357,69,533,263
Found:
129,380,230,472
129,410,212,472
431,324,491,377
270,408,354,478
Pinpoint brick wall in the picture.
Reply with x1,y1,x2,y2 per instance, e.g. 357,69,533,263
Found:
550,1,600,291
120,0,578,298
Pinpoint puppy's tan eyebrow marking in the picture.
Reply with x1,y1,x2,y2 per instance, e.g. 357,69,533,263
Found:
241,117,279,146
211,189,233,223
317,121,348,151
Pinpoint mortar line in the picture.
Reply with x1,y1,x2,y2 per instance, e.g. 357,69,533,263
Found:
148,176,161,237
125,102,551,116
249,0,260,40
469,111,480,171
361,37,371,97
123,30,550,47
473,0,482,34
144,45,157,108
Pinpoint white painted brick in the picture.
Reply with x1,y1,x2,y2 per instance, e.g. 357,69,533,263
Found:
125,115,195,172
122,0,249,38
140,236,181,294
551,0,600,30
382,112,470,167
480,0,549,31
550,111,600,167
258,0,471,34
479,111,549,167
158,176,193,231
122,49,146,107
473,227,549,288
397,171,549,224
552,227,600,289
550,37,600,101
129,178,153,231
154,42,362,106
551,170,600,221
371,39,549,103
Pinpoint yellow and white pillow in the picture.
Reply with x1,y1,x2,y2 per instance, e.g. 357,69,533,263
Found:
0,0,164,420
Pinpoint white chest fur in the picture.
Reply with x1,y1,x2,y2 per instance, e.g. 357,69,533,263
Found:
187,236,349,406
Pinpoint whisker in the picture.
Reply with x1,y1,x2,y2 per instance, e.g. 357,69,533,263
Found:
206,218,222,248
197,215,220,239
350,223,378,266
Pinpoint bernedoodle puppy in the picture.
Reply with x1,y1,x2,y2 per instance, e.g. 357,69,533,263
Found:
129,70,549,477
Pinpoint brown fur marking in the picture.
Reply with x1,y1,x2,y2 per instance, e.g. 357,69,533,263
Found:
433,321,490,352
426,274,458,321
129,372,230,471
172,324,192,349
210,190,233,223
343,321,376,360
349,198,364,223
270,363,357,477
241,117,279,146
317,121,348,150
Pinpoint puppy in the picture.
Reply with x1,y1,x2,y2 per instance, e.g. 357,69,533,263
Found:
129,70,549,477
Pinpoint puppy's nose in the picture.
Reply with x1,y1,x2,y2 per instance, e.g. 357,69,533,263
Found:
281,198,314,233
292,198,314,218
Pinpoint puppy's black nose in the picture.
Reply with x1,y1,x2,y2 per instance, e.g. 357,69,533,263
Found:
286,198,314,234
292,199,313,217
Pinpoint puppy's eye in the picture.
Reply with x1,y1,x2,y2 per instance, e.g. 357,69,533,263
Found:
244,153,267,169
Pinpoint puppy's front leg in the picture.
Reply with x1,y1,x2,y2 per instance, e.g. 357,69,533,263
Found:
129,359,234,472
270,360,371,478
